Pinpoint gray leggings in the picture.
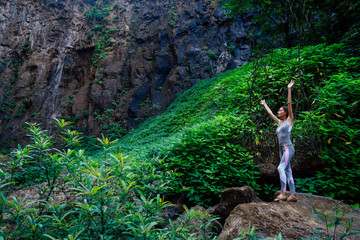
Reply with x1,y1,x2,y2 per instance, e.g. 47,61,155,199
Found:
277,144,296,194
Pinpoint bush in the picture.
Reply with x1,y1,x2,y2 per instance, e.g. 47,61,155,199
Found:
91,25,104,31
227,45,235,54
0,121,220,239
296,72,360,201
105,122,127,139
165,115,260,206
208,50,218,60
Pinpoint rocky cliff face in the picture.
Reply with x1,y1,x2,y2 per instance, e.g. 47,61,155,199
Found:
0,0,253,148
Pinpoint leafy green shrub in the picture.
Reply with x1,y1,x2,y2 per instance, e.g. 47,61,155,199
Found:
227,45,235,54
91,32,113,66
165,115,260,206
22,41,30,51
296,73,360,202
103,122,127,139
167,3,178,27
85,0,111,22
0,121,220,239
91,25,104,31
94,10,106,21
106,28,118,35
295,177,319,195
303,205,360,240
103,109,114,118
207,50,218,60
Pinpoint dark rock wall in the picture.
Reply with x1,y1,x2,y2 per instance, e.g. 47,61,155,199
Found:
0,0,253,147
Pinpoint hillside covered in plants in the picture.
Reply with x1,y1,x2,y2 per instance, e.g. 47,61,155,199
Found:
1,0,360,239
1,42,359,238
108,43,360,205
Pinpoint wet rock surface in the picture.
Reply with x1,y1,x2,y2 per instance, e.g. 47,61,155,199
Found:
0,0,253,147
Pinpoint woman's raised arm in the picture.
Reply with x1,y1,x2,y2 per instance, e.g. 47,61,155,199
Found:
260,99,281,124
287,80,294,120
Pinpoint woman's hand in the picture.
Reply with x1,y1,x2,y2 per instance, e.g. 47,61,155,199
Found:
260,99,266,105
288,80,295,89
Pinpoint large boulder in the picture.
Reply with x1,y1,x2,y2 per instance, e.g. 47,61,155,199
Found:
218,193,360,239
212,186,261,223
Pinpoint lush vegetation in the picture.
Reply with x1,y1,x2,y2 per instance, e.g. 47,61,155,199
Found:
1,1,359,238
1,40,358,238
0,121,219,239
221,0,360,48
109,43,360,206
85,0,112,22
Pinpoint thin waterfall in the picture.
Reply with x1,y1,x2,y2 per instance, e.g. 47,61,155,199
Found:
43,47,66,121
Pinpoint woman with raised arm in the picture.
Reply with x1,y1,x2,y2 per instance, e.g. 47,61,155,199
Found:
260,80,297,202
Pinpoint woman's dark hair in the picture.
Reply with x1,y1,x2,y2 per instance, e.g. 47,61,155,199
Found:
281,106,289,118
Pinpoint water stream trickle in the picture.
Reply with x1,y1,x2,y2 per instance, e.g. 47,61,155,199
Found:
43,47,66,121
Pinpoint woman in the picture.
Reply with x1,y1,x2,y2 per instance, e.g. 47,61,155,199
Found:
260,80,297,202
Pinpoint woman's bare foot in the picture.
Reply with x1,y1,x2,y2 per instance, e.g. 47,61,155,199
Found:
274,192,287,202
287,194,297,202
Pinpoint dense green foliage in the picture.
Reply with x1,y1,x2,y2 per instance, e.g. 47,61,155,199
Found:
221,0,360,48
0,122,219,239
1,24,359,240
112,43,360,205
166,115,260,205
85,0,113,22
1,1,359,238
